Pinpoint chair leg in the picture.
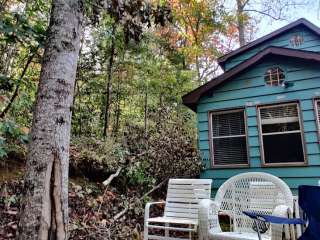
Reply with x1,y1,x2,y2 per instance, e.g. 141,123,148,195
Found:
165,223,169,238
253,220,262,240
144,223,148,240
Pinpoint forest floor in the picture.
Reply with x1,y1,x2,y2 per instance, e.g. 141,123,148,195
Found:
0,160,152,240
0,160,229,240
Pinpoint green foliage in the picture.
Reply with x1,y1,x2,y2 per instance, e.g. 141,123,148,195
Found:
0,120,28,159
0,74,14,91
70,137,126,179
0,11,46,46
126,160,156,189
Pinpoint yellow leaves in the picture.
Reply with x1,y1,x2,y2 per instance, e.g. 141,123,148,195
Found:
20,127,29,134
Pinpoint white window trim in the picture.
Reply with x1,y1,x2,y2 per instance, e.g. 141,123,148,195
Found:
257,102,307,166
209,108,249,168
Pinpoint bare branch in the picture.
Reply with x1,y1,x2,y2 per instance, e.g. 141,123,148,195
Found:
102,167,122,186
244,9,284,20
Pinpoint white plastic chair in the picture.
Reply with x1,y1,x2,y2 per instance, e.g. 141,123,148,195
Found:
144,178,212,240
198,172,294,240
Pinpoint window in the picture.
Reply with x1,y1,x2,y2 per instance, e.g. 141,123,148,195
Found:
290,34,304,47
264,67,285,86
210,109,248,166
258,102,305,165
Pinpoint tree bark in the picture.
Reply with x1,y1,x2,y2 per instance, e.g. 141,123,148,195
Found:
17,1,83,239
236,0,246,47
113,75,121,136
103,24,116,137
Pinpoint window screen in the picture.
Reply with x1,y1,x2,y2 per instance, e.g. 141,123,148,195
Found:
211,109,248,166
258,103,305,164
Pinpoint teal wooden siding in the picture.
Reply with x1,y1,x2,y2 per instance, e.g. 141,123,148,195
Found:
224,26,320,71
198,57,320,193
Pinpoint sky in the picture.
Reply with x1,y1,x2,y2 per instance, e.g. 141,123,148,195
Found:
257,1,320,38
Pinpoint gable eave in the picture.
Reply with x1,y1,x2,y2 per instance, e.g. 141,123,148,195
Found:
183,47,320,111
218,18,320,69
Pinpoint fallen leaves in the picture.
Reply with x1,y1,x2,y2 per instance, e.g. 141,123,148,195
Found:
0,179,162,240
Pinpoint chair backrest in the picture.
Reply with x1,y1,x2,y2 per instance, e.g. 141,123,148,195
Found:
164,179,212,221
215,172,293,234
298,185,320,240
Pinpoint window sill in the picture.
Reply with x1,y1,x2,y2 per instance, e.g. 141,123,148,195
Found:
209,164,250,169
261,162,307,168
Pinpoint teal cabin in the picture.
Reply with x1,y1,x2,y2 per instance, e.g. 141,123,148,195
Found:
182,18,320,194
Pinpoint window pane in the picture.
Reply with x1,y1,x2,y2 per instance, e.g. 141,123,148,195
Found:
262,122,300,133
213,137,248,165
263,133,304,164
264,67,285,86
260,104,298,121
212,111,246,137
259,103,305,164
211,109,248,166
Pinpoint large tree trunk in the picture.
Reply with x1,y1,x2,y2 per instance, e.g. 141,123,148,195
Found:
17,1,83,239
236,0,246,47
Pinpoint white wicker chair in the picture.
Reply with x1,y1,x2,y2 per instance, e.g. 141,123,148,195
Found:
198,172,294,240
144,178,212,240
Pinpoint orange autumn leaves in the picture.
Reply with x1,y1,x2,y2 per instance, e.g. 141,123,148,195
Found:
154,0,238,81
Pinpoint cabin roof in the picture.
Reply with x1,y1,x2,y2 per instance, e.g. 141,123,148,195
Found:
182,47,320,111
218,18,320,69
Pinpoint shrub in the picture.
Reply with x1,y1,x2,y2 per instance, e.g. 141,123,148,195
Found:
70,137,126,181
124,121,203,186
0,120,28,160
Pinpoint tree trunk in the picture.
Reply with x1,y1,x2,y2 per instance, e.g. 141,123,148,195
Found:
195,55,201,86
113,75,121,136
103,24,116,137
17,1,83,239
144,90,148,137
236,0,246,47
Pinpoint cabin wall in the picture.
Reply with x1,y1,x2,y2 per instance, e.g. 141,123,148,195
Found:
197,58,320,194
224,27,320,71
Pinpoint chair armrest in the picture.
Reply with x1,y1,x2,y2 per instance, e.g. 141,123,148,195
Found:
144,201,165,221
243,210,305,224
272,204,301,240
243,205,305,240
198,199,222,240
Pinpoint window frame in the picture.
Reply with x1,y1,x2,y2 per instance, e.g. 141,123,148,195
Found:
208,108,250,168
264,67,286,87
313,98,320,142
257,101,307,167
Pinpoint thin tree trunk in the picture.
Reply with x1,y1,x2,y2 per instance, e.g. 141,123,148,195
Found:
77,84,82,136
236,0,246,47
158,93,163,124
0,49,37,118
113,75,121,136
103,24,116,137
144,90,148,137
17,1,83,239
195,55,201,86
